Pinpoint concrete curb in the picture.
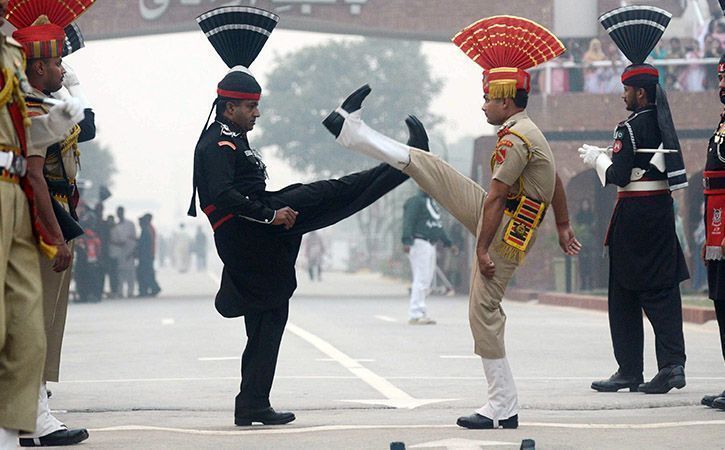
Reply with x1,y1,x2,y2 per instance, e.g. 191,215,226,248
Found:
508,289,717,324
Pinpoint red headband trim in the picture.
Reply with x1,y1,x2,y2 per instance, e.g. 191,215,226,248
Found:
621,67,659,83
216,89,261,101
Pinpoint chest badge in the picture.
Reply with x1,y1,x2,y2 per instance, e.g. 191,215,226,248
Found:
612,140,623,153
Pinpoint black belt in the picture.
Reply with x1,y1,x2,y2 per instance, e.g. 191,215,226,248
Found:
704,175,725,191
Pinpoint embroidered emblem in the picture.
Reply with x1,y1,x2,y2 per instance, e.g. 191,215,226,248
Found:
714,208,722,227
616,131,624,139
613,140,623,153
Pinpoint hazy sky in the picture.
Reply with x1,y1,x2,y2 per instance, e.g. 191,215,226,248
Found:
66,29,486,232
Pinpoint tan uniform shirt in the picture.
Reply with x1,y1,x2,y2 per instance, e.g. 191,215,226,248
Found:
26,88,79,182
0,36,26,153
491,111,556,205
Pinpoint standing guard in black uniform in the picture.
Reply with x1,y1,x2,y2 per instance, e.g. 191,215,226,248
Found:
188,7,412,426
700,54,725,411
579,5,688,394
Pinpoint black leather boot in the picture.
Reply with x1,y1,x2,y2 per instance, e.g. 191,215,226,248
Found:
234,407,295,426
456,413,518,429
638,365,686,394
322,84,371,138
591,371,643,392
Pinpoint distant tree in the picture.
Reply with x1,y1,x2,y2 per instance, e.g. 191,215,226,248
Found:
77,139,117,204
258,38,442,177
257,38,442,270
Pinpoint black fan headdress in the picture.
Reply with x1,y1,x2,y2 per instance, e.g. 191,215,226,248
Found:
599,5,687,192
189,6,279,217
62,22,84,56
599,5,671,65
720,0,725,15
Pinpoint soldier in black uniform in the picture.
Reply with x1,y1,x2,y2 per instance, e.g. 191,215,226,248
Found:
580,6,688,395
700,54,725,410
189,7,412,426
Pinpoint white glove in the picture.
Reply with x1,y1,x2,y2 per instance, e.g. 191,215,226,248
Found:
61,61,79,88
61,62,91,108
48,97,84,133
28,98,84,148
578,144,606,168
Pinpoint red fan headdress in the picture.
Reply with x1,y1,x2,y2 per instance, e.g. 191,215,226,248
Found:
452,16,566,99
6,0,96,59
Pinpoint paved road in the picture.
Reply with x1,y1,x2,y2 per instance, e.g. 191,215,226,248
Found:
44,270,725,449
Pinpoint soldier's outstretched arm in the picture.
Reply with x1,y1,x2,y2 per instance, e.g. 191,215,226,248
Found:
551,173,581,256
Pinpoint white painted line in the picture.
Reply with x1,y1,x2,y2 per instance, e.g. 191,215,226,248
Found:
286,322,455,409
198,357,238,361
161,318,175,325
374,315,398,323
58,375,725,384
439,355,479,359
316,358,374,363
87,420,725,436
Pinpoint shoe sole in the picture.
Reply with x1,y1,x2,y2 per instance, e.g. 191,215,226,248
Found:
591,384,640,393
235,416,296,426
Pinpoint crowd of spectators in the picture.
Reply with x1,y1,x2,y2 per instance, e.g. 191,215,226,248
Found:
530,17,725,95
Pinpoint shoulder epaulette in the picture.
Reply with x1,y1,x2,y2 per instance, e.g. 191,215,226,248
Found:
5,36,22,49
497,127,531,150
218,140,237,151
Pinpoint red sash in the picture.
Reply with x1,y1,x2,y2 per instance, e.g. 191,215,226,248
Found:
705,171,725,260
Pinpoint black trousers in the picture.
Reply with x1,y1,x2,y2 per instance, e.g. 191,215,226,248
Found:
716,300,725,362
234,302,289,412
608,278,686,376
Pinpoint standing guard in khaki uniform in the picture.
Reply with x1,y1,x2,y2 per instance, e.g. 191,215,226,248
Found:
7,0,97,446
324,16,580,429
0,0,87,446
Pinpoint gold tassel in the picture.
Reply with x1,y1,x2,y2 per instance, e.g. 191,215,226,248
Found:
38,237,58,260
488,80,518,100
493,240,526,265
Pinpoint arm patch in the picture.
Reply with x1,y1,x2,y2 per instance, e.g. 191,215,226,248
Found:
218,140,237,151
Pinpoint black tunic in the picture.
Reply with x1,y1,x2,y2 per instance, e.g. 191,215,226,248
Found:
605,106,689,291
705,113,725,302
192,118,408,316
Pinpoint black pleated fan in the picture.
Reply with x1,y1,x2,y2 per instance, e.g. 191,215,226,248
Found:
720,0,725,15
62,22,85,57
196,6,279,69
599,5,672,64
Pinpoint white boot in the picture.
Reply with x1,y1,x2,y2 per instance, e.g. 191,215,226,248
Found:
0,428,18,450
335,108,411,170
19,384,65,439
476,357,519,427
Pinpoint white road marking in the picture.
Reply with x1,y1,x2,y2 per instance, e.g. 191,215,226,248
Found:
440,355,479,359
59,375,725,384
197,357,238,361
316,358,374,362
375,315,398,323
411,438,519,449
161,318,175,325
286,322,456,409
87,420,725,436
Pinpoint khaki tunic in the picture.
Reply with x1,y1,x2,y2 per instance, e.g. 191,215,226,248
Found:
404,111,556,358
0,35,46,432
26,89,79,382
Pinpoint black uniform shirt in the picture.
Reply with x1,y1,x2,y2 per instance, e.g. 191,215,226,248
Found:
706,114,725,172
605,105,688,290
606,105,665,186
194,117,275,224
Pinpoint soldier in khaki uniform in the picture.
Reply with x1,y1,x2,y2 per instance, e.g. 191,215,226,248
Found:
0,0,88,446
9,4,96,446
324,16,580,429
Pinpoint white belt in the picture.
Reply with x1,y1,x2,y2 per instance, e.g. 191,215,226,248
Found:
617,180,668,192
0,150,26,176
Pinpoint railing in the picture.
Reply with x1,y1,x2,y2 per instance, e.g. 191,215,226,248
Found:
534,57,721,96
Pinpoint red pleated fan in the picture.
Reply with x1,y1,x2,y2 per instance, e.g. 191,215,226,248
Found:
6,0,96,29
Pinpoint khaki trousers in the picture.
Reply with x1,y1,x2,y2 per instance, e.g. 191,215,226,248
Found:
39,238,73,382
404,149,526,358
0,182,45,432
